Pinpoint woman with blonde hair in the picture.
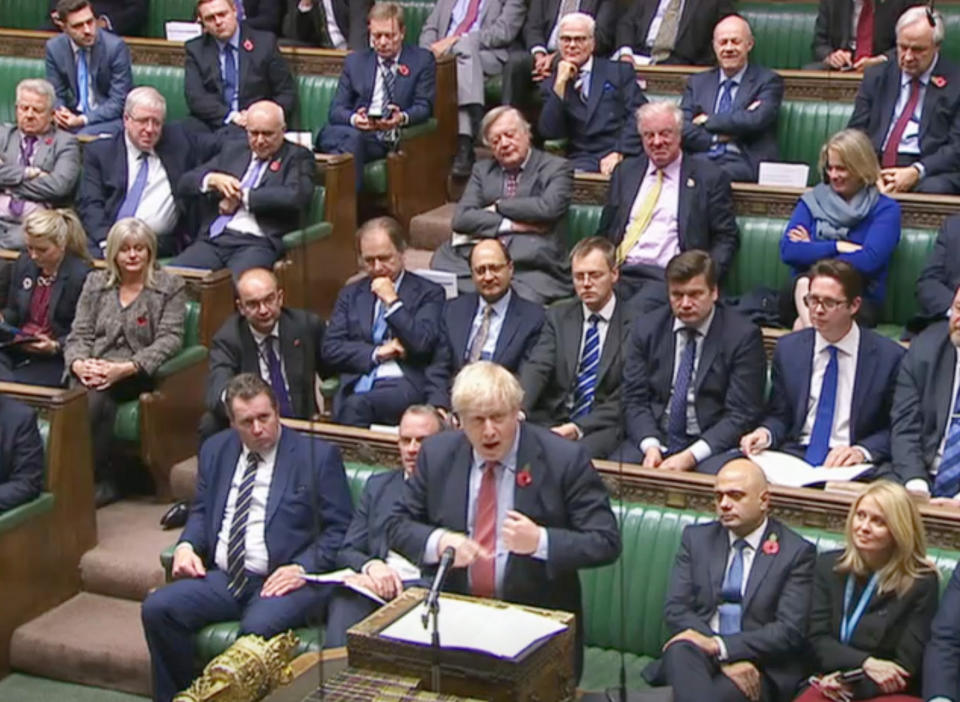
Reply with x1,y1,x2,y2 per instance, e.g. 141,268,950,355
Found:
64,218,185,506
780,129,901,329
0,208,92,385
796,481,938,701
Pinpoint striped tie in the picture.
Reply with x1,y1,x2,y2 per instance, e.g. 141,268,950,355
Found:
935,382,960,497
225,451,261,597
572,314,601,420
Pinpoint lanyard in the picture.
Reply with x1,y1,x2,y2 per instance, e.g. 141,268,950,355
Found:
840,572,879,645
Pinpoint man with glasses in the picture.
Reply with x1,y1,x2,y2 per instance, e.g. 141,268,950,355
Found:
77,87,214,258
200,267,327,441
740,259,904,473
536,12,645,175
436,238,544,409
610,249,765,473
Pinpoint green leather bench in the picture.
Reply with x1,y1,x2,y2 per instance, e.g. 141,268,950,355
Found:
740,3,819,70
0,419,51,536
145,0,198,38
160,461,960,691
0,1,49,32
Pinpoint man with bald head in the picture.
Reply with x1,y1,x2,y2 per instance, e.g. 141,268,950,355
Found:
679,15,782,183
436,238,545,408
643,458,815,702
170,100,315,276
200,267,326,441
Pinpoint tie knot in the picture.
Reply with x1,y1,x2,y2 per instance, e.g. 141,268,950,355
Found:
827,344,839,359
139,150,149,160
588,313,601,326
24,135,37,146
246,451,262,468
483,460,499,474
382,57,394,68
724,78,736,90
733,538,749,553
681,326,697,342
483,304,493,318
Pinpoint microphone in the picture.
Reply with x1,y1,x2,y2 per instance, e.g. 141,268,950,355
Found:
422,546,455,628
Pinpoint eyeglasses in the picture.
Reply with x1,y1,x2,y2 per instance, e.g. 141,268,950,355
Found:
803,294,848,311
558,35,590,44
240,291,280,313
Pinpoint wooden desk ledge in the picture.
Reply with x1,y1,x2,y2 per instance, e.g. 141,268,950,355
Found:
636,64,864,100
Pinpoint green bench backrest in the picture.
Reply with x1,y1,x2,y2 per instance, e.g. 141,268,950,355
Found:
132,64,190,121
183,300,200,348
0,58,45,124
565,203,604,250
344,461,391,506
882,227,936,325
146,0,199,38
0,1,49,31
778,101,855,185
400,0,434,46
726,216,793,297
295,74,340,134
936,9,960,64
740,3,818,70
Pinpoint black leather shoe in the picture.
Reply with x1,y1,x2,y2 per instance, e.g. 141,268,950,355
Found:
94,480,121,509
451,137,475,178
160,500,190,530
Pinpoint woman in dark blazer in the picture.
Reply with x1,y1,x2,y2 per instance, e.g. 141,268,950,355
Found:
64,218,186,506
780,129,901,329
796,481,939,702
0,208,92,386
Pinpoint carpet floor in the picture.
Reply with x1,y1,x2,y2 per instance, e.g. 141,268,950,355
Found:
0,673,149,702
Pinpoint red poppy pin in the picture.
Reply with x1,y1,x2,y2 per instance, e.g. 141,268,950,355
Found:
293,338,301,347
44,137,53,145
397,63,409,76
516,465,533,488
136,315,148,326
761,533,779,556
269,160,281,172
243,38,254,51
933,75,948,88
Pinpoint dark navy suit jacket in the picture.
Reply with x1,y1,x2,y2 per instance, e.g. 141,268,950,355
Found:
680,64,783,174
184,24,297,130
46,0,148,36
644,518,815,701
597,154,740,278
337,469,405,572
2,252,92,349
924,562,960,700
763,327,905,463
180,426,353,574
0,396,44,514
848,54,960,178
178,138,315,250
326,46,436,128
537,56,646,166
44,30,132,126
321,272,447,409
624,303,765,453
916,213,960,322
76,123,216,249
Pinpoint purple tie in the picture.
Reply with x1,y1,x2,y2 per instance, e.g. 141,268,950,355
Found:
209,158,265,239
262,337,293,417
10,136,37,218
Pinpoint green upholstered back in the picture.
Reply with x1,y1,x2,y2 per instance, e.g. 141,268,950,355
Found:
0,1,49,31
132,64,190,121
778,101,855,185
0,58,45,124
565,203,604,249
935,9,960,64
726,216,793,297
400,0,434,45
740,3,819,70
882,227,936,325
295,74,339,134
146,0,199,38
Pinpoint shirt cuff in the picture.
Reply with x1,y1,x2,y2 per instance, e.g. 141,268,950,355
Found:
360,559,380,575
640,437,663,454
530,45,547,55
298,0,313,11
350,112,359,127
175,542,195,554
242,187,252,209
533,527,549,560
927,698,953,702
714,636,728,661
571,423,584,440
688,439,712,464
400,112,410,126
905,478,931,494
384,300,403,317
498,217,514,233
613,46,634,60
852,445,872,463
200,173,214,193
424,528,446,565
913,162,926,179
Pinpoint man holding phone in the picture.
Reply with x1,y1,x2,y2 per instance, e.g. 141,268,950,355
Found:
317,1,436,191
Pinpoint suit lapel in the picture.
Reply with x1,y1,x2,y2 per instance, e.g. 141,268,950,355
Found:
358,283,376,340
561,302,584,383
584,60,605,123
708,525,729,610
704,68,721,114
279,314,305,411
443,436,473,534
265,429,295,528
694,308,720,393
934,332,955,439
48,257,67,319
920,56,947,140
238,321,260,374
742,521,776,610
796,331,816,432
595,295,623,385
205,35,225,99
365,50,380,103
732,66,756,110
675,0,697,49
494,293,522,361
878,62,902,141
849,330,875,439
450,295,475,361
212,434,243,545
677,158,695,248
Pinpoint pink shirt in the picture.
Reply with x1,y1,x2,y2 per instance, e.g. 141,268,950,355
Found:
624,155,682,269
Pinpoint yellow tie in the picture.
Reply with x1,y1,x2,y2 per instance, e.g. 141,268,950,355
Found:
617,169,663,265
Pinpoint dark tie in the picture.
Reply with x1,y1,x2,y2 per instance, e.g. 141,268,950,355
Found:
805,345,839,466
354,300,388,394
77,48,90,114
572,314,601,420
470,461,498,598
467,304,493,362
381,58,397,106
934,380,960,497
226,451,261,597
222,43,238,111
9,135,37,218
261,337,293,417
209,158,265,238
667,328,697,454
709,80,736,158
718,539,749,635
854,0,874,62
882,78,921,168
116,151,150,221
503,169,520,198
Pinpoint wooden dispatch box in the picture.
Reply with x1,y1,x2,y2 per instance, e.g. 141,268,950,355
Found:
346,587,576,702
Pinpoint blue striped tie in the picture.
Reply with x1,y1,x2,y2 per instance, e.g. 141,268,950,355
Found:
668,328,697,454
226,451,261,597
935,382,960,497
572,314,601,420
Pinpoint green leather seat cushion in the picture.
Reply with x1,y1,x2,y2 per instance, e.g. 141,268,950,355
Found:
0,0,49,31
0,492,54,534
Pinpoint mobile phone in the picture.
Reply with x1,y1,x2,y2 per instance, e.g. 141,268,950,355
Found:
838,669,864,683
367,104,384,119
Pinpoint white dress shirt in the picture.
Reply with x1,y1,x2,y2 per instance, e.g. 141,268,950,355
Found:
466,290,512,361
623,155,682,268
708,517,768,657
123,134,178,236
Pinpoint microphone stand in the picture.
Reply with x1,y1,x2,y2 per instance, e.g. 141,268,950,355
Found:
424,595,442,692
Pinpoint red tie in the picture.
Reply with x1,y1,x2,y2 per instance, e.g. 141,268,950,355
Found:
882,79,921,168
854,0,874,62
453,0,480,36
470,461,498,598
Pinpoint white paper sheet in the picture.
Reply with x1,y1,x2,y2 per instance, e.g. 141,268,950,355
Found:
411,269,458,299
749,450,872,488
285,131,315,149
299,568,387,604
165,21,202,42
758,162,810,188
380,596,567,658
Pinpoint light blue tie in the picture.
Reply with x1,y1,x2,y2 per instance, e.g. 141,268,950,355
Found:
223,43,238,112
805,345,839,466
571,314,601,420
77,48,90,114
934,381,960,497
718,539,749,635
709,79,735,157
209,158,265,239
116,152,149,220
354,301,388,394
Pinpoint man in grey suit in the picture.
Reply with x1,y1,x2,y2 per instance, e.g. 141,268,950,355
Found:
0,79,80,250
432,106,574,305
419,0,525,176
520,237,629,459
45,0,133,137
